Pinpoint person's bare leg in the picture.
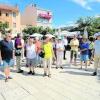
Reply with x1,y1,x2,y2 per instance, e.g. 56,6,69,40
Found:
43,59,47,76
32,66,35,75
85,61,88,71
80,61,82,69
4,67,10,82
4,67,10,78
74,58,77,66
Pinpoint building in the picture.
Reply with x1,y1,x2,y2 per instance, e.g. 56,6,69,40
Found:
21,4,52,29
0,4,21,36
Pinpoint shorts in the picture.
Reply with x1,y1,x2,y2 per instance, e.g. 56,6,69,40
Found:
70,50,78,59
27,58,37,67
2,59,14,68
80,55,89,61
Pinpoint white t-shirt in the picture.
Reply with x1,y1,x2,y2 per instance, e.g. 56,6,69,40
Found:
56,42,64,55
63,39,68,46
11,40,15,49
26,44,36,59
94,40,100,56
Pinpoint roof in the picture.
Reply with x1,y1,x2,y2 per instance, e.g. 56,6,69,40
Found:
0,4,19,12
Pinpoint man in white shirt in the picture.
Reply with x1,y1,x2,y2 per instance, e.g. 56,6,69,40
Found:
63,36,68,60
92,34,100,76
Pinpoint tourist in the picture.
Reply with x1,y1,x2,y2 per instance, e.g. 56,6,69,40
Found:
63,36,68,60
69,35,79,66
0,33,14,82
56,37,64,69
35,37,42,67
88,37,94,65
92,34,100,76
21,35,25,62
25,37,37,75
15,34,23,73
80,37,89,70
52,38,57,65
42,36,55,77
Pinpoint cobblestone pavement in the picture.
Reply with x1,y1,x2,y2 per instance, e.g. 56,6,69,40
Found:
0,52,100,100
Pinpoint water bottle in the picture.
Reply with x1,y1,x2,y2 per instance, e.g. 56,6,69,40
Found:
0,61,3,67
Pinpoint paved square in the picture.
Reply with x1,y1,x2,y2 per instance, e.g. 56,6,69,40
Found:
0,52,100,100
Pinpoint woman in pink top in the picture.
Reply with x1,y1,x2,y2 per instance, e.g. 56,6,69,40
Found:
35,37,42,67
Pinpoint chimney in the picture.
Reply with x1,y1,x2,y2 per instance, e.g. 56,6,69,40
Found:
34,4,37,7
15,4,18,9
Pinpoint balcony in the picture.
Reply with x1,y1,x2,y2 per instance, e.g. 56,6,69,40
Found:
39,13,52,20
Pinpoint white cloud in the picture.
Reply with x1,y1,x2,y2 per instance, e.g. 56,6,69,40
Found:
72,0,100,11
72,0,92,10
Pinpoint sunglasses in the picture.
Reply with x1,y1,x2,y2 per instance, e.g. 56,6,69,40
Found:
8,36,11,38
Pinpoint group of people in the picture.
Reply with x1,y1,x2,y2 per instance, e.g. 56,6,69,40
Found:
0,32,100,82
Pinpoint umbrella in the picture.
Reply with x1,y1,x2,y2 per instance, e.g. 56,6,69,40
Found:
45,34,55,38
30,33,43,37
61,31,69,36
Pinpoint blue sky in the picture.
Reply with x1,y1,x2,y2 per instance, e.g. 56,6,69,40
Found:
0,0,100,27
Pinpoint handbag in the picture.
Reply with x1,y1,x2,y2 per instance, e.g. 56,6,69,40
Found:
39,44,45,58
15,48,22,56
39,51,45,58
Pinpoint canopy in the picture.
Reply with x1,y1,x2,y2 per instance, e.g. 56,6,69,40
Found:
30,33,43,37
45,34,55,38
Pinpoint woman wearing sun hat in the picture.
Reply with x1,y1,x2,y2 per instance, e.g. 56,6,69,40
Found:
56,37,64,69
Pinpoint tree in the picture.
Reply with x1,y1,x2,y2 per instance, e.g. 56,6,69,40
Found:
23,26,55,36
0,22,9,34
68,17,100,36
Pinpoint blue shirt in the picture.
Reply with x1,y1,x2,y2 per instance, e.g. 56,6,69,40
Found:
94,40,100,55
80,42,89,55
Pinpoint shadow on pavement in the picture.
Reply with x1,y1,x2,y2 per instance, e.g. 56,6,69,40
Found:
22,71,43,77
60,70,92,76
0,74,5,80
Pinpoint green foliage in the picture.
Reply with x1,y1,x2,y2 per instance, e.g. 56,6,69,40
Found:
22,26,55,36
0,22,9,34
76,17,100,36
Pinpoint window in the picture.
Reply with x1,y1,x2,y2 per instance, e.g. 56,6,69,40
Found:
13,12,16,18
0,11,2,16
6,13,9,17
13,23,16,28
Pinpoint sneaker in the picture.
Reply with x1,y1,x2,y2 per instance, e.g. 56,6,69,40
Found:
60,67,63,69
5,78,8,82
92,72,97,76
32,71,35,75
17,70,23,73
56,67,58,69
85,69,88,71
43,73,47,77
48,74,51,78
27,71,32,74
8,76,12,79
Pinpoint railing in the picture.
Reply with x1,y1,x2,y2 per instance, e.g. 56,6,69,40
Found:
39,13,52,20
